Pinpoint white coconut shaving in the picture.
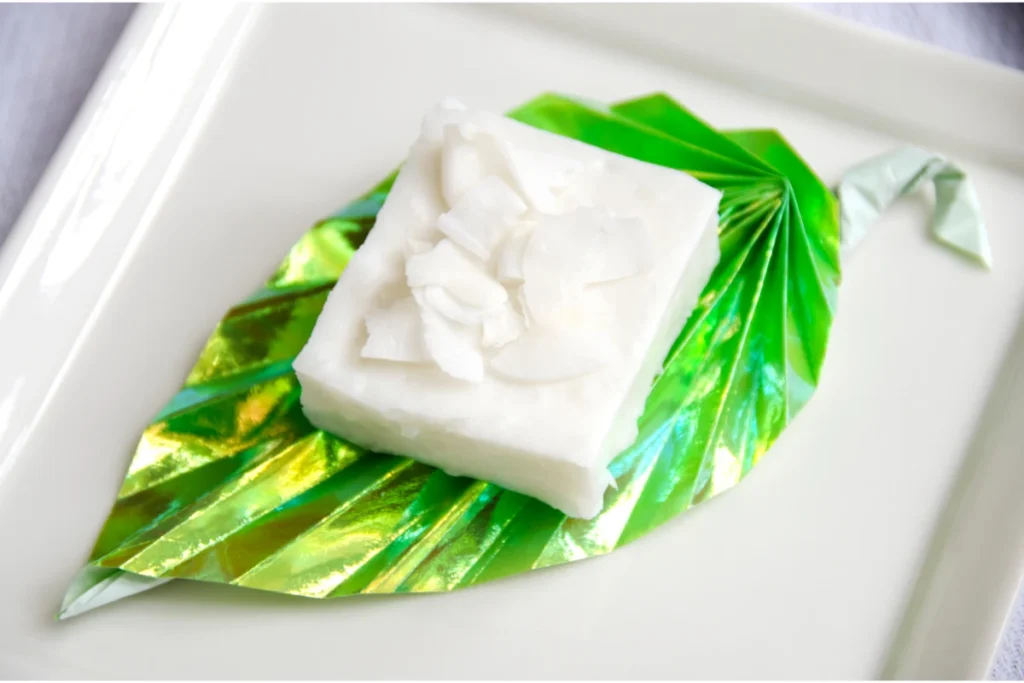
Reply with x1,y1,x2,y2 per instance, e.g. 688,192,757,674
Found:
363,110,655,384
361,297,428,363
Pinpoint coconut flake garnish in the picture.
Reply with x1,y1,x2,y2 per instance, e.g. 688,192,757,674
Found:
420,98,469,143
500,144,584,214
440,124,485,208
520,209,655,324
520,211,596,324
420,304,485,383
481,303,526,349
366,107,657,383
361,297,429,363
406,238,508,310
496,223,533,283
415,285,489,327
437,175,527,259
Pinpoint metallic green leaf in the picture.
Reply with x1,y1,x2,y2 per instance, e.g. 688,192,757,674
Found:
60,93,840,618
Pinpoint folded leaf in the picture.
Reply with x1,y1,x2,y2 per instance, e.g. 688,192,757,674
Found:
61,93,840,618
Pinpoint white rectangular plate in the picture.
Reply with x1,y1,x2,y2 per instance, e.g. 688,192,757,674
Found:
1,4,1022,678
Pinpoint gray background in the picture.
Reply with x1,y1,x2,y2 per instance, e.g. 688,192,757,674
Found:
0,3,1021,679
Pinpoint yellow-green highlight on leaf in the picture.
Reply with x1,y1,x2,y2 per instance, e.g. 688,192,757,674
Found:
60,93,840,619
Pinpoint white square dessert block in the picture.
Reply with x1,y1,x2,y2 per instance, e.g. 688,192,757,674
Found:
294,100,721,518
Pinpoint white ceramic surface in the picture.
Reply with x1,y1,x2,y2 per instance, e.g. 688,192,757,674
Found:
1,4,1023,678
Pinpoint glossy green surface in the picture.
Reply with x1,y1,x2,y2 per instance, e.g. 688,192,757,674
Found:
62,93,840,615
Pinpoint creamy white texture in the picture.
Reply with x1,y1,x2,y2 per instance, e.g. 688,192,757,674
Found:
294,99,722,518
360,110,656,384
